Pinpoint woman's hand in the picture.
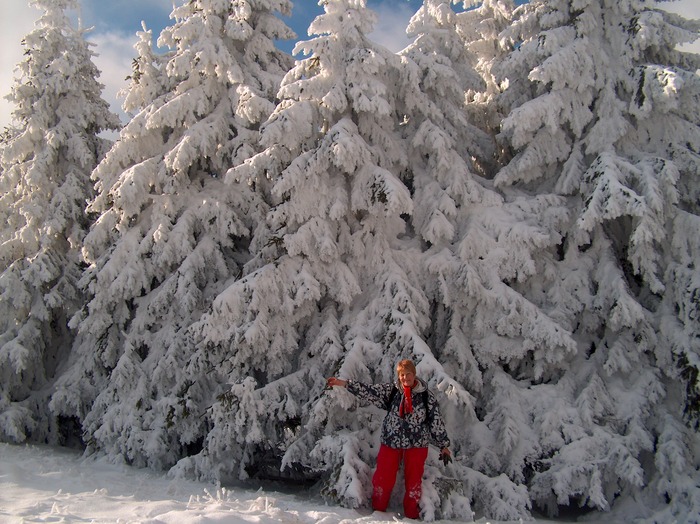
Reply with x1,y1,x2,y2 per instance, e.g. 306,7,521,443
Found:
439,447,452,466
326,377,347,388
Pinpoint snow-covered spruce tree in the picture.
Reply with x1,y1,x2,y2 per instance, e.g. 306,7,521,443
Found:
491,0,700,520
120,23,168,117
49,0,295,469
0,0,119,444
184,0,451,506
456,0,517,143
390,1,576,520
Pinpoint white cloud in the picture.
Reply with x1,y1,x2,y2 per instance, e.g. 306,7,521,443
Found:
660,0,700,55
661,0,700,19
369,2,416,52
89,31,140,126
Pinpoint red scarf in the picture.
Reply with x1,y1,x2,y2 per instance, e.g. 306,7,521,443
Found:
399,385,413,417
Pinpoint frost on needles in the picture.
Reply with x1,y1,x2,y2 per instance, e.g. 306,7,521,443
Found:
1,0,699,523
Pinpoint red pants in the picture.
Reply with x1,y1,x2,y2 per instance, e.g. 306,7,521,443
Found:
372,444,428,519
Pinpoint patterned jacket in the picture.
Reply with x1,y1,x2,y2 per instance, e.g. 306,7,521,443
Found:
346,378,450,450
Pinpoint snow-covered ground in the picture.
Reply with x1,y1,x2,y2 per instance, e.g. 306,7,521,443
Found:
0,442,587,524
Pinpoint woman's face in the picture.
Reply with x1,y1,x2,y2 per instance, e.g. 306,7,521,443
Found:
398,369,416,388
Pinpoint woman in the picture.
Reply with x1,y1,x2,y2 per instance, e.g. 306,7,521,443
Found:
326,359,451,519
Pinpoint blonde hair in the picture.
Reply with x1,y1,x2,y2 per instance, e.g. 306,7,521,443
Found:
396,359,416,375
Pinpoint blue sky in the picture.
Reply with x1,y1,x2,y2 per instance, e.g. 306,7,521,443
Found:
1,0,698,130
